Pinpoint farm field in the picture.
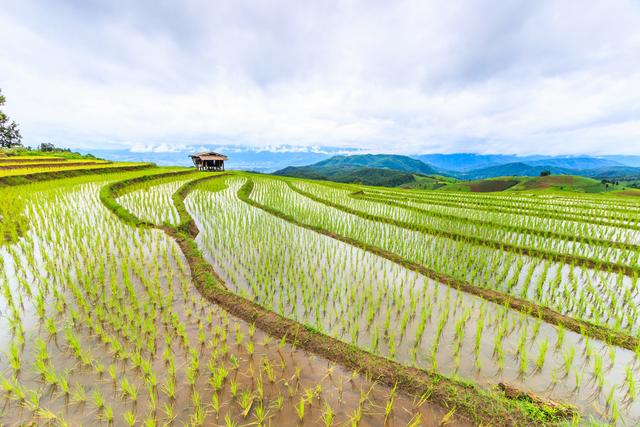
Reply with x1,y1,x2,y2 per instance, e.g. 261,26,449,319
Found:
3,159,640,425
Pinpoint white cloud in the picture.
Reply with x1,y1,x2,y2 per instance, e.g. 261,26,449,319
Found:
129,143,183,153
1,0,639,155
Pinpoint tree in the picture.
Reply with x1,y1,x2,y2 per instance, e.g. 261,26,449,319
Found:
0,89,22,148
39,142,56,152
540,170,551,176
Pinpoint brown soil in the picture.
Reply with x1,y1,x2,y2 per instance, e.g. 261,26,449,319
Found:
469,180,519,192
617,189,640,197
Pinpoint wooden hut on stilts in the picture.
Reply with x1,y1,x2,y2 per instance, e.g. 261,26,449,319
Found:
189,152,228,171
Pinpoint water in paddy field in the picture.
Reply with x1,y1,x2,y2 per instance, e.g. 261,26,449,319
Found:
185,176,640,425
0,180,465,426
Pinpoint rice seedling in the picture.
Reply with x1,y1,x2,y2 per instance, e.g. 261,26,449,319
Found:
295,397,305,421
123,411,136,426
120,377,138,402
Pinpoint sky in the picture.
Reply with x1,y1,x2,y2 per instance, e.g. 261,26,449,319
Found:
1,0,640,155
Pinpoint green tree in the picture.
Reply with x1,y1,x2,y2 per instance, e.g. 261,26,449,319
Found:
0,89,22,148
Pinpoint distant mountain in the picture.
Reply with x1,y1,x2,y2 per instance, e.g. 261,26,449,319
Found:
274,166,418,187
526,157,622,169
311,154,438,175
580,166,640,180
600,155,640,168
412,153,626,173
84,148,640,178
412,153,527,172
455,162,574,180
273,154,442,186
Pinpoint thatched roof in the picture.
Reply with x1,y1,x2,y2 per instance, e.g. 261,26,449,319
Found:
189,151,228,160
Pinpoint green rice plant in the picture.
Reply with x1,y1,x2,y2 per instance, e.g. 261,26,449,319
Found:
108,364,118,384
58,373,70,396
518,335,529,375
102,405,114,423
120,377,138,402
162,403,176,423
147,383,157,413
92,390,105,410
384,383,397,423
555,324,565,349
322,400,334,426
535,338,549,371
593,355,604,390
295,397,305,421
8,342,21,373
406,413,423,427
261,358,276,383
611,400,620,425
224,414,239,427
211,392,220,418
123,411,136,426
272,394,284,411
45,317,57,336
238,390,254,417
190,391,205,426
162,376,176,400
606,384,616,408
563,346,575,376
70,383,87,404
626,364,636,400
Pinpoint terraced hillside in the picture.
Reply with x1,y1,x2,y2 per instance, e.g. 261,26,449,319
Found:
3,159,640,425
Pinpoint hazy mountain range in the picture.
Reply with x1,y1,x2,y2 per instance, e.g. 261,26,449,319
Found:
275,153,640,181
86,147,640,179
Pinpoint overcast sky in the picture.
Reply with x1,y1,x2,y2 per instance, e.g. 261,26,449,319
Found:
1,0,640,155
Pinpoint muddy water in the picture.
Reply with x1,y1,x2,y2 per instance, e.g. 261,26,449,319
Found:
186,177,640,425
0,180,465,426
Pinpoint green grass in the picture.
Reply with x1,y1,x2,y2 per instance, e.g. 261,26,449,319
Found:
0,148,100,160
400,174,457,190
431,174,627,194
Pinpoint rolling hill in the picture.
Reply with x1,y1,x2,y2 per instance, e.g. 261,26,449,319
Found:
440,175,624,193
274,165,420,187
273,152,640,191
310,154,438,174
411,153,623,172
454,162,574,180
273,154,442,187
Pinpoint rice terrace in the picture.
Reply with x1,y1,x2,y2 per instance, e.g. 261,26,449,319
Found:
3,1,640,425
1,142,640,426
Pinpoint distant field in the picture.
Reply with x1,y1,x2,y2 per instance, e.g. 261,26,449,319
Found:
3,156,640,425
0,160,110,170
434,174,629,194
0,161,148,177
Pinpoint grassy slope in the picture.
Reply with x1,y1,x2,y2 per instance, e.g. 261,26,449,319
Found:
275,166,420,187
435,174,632,194
400,174,457,190
437,176,525,192
0,148,100,160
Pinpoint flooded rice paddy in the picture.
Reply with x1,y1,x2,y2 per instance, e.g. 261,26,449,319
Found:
0,177,462,425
